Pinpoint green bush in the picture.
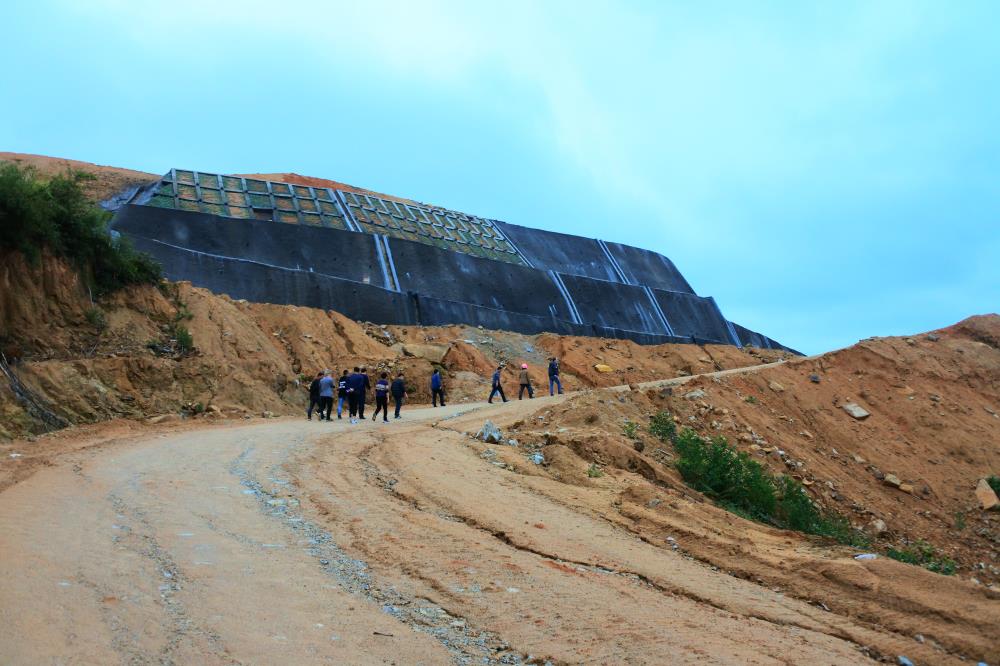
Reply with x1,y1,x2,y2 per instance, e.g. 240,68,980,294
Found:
887,541,956,575
173,325,194,353
84,306,107,331
650,412,867,546
648,411,677,442
0,162,161,295
988,476,1000,496
587,463,604,478
622,420,639,439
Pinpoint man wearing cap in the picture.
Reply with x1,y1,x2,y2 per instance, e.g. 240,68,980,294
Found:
518,363,534,400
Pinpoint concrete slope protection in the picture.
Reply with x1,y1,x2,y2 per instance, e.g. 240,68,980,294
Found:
110,168,796,352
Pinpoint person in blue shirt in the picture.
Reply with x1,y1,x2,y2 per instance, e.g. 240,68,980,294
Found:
318,370,335,421
371,372,391,422
336,369,349,420
548,357,563,396
488,365,507,403
431,369,446,407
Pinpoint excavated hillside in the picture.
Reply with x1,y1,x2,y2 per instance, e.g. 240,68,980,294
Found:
0,249,787,445
2,153,997,663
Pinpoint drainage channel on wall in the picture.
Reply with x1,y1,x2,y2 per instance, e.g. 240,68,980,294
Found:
547,271,583,325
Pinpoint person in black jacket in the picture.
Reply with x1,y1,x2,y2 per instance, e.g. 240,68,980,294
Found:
548,357,563,396
488,366,507,403
306,371,323,420
336,369,349,420
390,372,407,418
347,366,363,424
358,366,371,420
372,372,390,422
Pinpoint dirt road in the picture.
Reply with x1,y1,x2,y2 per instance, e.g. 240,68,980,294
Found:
0,393,959,664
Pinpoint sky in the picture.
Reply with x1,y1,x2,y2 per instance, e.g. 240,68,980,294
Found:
2,0,997,354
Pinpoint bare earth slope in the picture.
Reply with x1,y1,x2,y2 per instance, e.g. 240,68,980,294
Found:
0,251,785,442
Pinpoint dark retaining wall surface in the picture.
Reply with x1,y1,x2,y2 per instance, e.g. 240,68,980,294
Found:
112,205,795,352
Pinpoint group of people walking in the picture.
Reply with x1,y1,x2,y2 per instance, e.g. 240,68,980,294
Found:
307,367,409,423
307,357,565,421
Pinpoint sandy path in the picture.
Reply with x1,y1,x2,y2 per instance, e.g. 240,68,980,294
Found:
1,386,887,665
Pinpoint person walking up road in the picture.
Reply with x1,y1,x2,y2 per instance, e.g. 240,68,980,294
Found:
431,369,446,407
391,372,407,418
306,371,323,420
346,366,362,424
518,363,534,400
548,357,563,396
357,366,371,420
336,369,349,420
488,365,507,403
372,372,390,422
318,370,335,421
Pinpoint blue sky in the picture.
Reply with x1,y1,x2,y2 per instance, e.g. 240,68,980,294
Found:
2,1,997,354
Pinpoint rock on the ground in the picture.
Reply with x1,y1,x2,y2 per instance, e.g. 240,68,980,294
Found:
684,389,706,400
146,414,181,425
594,363,614,373
868,519,888,536
883,474,902,488
975,478,999,510
842,403,870,420
768,381,785,393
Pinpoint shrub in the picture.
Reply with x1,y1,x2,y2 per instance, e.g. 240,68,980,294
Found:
744,395,758,404
887,541,956,575
173,325,194,353
587,463,604,478
988,476,1000,497
84,306,107,331
622,420,639,439
649,411,677,442
657,416,867,546
0,162,160,295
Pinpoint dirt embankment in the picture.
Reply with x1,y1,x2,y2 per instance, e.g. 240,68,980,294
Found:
452,315,1000,660
0,250,785,441
0,152,157,202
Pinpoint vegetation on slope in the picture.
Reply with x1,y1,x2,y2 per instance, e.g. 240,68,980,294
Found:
650,411,868,546
0,162,160,295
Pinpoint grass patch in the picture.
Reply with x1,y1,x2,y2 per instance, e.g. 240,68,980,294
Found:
587,463,604,478
651,411,868,547
744,395,758,404
622,420,639,439
0,162,160,295
887,541,957,575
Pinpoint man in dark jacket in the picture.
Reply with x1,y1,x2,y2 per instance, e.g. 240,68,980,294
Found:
391,373,407,418
357,366,371,420
548,357,563,396
488,366,507,403
336,369,349,420
347,366,363,424
306,371,323,420
372,372,391,422
431,369,445,407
